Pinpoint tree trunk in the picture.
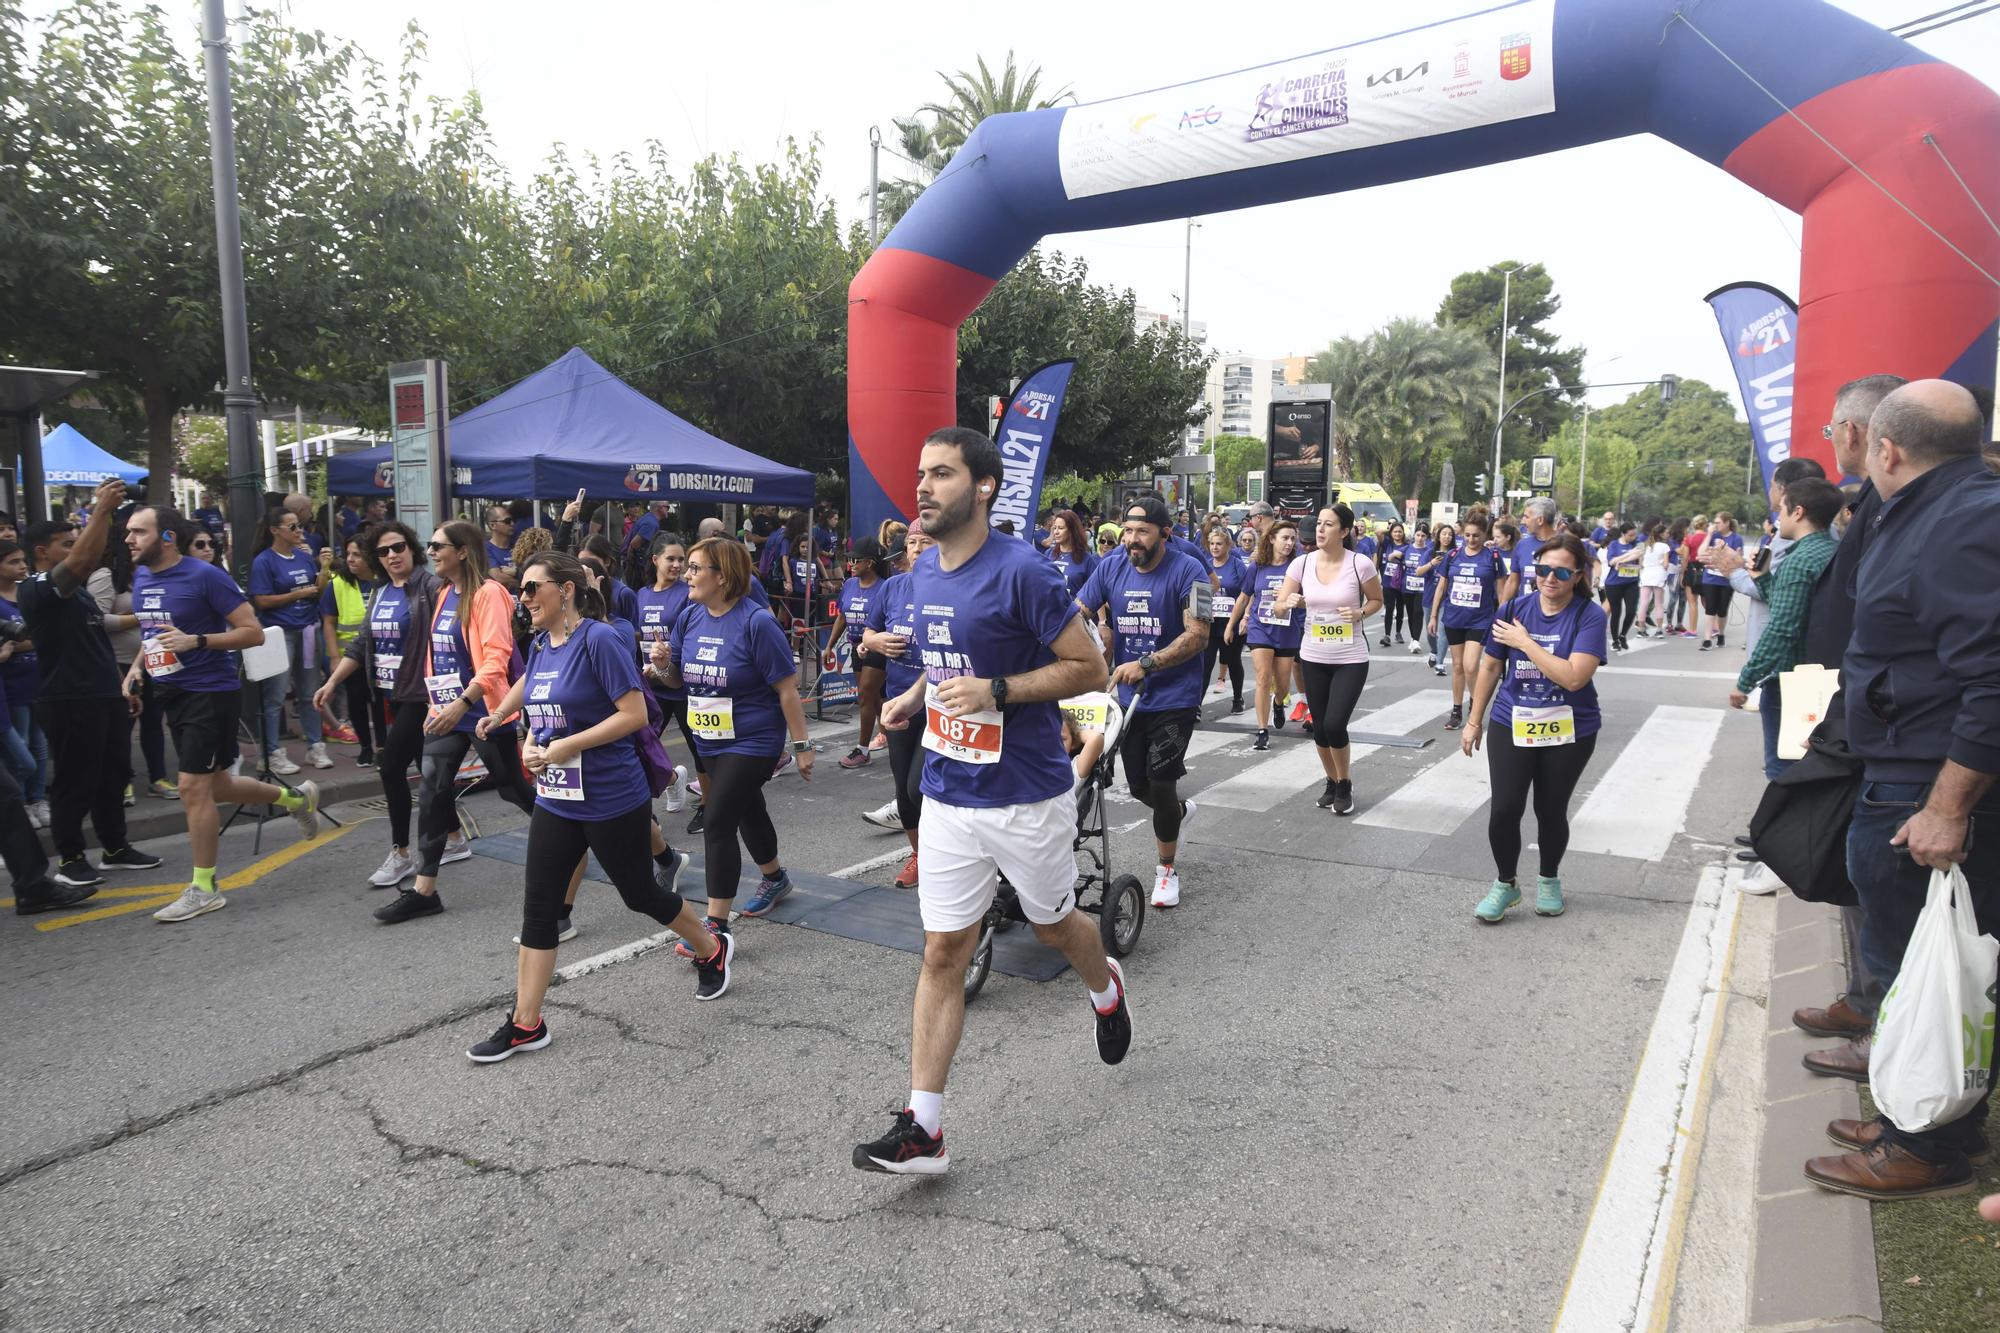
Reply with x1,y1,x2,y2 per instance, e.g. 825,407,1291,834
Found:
143,382,179,504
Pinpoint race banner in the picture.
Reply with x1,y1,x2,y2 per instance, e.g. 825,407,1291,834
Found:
1704,282,1799,497
988,360,1077,535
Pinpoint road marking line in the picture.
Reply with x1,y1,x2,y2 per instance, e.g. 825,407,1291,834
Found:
556,929,680,981
1,881,183,908
1195,690,1449,812
1553,864,1740,1333
31,824,356,933
1354,742,1491,835
1566,706,1723,861
1597,666,1740,681
830,847,913,879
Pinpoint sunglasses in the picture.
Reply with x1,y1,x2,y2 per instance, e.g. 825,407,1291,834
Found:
519,579,545,599
1534,563,1578,583
375,541,409,557
190,539,213,550
426,540,457,553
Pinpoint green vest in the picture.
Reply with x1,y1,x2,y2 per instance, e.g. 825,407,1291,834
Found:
330,578,368,651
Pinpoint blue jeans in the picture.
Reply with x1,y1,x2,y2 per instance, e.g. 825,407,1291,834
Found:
259,625,323,753
3,702,46,803
1848,780,2000,1161
1759,675,1789,784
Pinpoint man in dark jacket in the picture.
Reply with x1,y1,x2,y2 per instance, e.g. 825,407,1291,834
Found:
1804,380,2000,1201
1790,374,1905,1074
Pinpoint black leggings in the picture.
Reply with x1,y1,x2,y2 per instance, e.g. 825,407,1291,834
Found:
1700,582,1735,617
886,721,924,832
520,802,684,950
379,699,456,850
1399,590,1426,639
1202,617,1245,704
343,673,386,752
1605,583,1638,640
1297,658,1370,749
1485,726,1599,879
658,695,705,775
699,751,780,901
415,725,535,876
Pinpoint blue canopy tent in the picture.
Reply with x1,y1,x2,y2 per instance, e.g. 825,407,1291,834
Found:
25,422,147,486
327,348,813,504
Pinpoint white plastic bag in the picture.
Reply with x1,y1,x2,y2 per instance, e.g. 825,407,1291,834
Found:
1871,864,1999,1133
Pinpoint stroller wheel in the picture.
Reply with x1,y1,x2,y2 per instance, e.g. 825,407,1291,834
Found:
1100,874,1146,958
963,924,996,1001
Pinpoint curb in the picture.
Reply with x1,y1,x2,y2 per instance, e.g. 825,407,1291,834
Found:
1749,890,1882,1332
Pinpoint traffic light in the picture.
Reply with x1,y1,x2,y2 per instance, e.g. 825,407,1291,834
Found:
1659,373,1679,405
1474,472,1487,495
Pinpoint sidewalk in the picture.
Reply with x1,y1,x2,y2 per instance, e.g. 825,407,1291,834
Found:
1751,890,1882,1331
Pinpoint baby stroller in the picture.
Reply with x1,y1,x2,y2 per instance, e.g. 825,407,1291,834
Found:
964,691,1146,1000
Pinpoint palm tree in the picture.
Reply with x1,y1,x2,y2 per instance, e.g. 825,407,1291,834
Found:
1308,319,1496,505
870,52,1073,229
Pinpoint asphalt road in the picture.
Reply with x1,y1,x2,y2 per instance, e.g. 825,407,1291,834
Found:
1,631,1769,1332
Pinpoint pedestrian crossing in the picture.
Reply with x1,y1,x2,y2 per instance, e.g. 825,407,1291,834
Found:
1567,705,1723,860
1198,691,1451,813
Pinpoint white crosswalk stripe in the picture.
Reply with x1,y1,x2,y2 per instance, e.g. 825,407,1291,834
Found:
1566,705,1724,860
1354,742,1491,835
1195,690,1450,812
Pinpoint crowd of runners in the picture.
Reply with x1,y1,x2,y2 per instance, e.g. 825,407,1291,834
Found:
7,388,1995,1199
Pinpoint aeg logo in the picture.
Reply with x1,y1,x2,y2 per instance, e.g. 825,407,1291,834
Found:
1177,106,1221,130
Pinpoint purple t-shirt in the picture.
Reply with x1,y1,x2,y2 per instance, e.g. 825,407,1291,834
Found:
522,618,650,818
133,557,249,693
669,597,797,758
866,570,923,698
1075,545,1208,713
839,576,886,649
1482,594,1609,736
633,583,692,701
1047,546,1097,599
1441,547,1504,630
250,546,319,629
913,534,1077,809
1242,562,1303,651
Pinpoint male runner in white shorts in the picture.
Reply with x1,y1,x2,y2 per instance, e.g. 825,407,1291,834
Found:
852,427,1131,1176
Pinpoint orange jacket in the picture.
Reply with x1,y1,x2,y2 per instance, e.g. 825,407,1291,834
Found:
427,577,517,710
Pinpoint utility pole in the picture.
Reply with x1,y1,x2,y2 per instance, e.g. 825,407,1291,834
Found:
200,0,260,575
1184,218,1215,512
868,126,882,245
1489,265,1518,515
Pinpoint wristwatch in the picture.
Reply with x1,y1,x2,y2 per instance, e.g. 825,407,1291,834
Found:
788,739,813,755
991,675,1009,708
196,634,208,652
1138,653,1159,675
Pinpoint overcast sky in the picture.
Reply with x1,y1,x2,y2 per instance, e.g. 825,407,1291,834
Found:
58,0,2000,415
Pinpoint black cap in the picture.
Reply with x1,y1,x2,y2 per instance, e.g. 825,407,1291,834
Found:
1123,492,1173,532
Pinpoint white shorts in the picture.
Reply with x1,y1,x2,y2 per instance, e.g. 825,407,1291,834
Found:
917,794,1078,933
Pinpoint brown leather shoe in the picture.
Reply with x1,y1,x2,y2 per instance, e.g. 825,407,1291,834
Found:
1805,1140,1975,1200
1827,1117,1992,1166
1794,995,1873,1039
1802,1035,1871,1082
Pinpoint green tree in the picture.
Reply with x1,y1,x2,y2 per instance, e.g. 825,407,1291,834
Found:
0,1,500,499
1435,262,1587,494
1547,379,1760,522
1307,318,1495,505
957,249,1209,481
871,51,1072,228
1208,433,1266,504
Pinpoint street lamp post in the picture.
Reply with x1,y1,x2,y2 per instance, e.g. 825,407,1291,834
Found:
1489,265,1521,512
1493,376,1679,516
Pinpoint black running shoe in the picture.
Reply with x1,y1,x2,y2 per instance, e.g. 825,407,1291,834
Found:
1231,697,1245,714
1444,705,1462,731
467,1013,550,1063
1700,638,1712,651
1253,728,1270,752
686,807,706,836
1379,636,1391,648
100,846,163,871
54,858,104,889
1095,958,1132,1065
693,930,736,1001
356,750,375,768
852,1109,949,1175
1331,779,1354,817
14,881,96,914
1717,632,1726,648
1316,778,1338,809
374,888,443,924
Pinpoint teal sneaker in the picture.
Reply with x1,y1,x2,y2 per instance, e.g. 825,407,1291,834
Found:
1474,879,1520,923
1535,876,1566,917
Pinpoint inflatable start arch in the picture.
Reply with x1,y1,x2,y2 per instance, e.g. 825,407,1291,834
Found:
846,0,2000,532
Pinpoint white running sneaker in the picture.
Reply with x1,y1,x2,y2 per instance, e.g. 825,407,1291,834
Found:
306,742,335,770
154,886,226,923
662,764,690,813
1151,864,1181,909
266,749,300,776
1178,797,1197,837
861,799,904,831
290,780,321,839
441,832,473,864
1737,863,1785,896
369,848,416,887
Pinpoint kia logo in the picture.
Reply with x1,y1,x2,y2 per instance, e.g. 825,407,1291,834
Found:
1367,62,1429,88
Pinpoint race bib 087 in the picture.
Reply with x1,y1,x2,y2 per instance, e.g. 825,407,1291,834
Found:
922,686,1003,765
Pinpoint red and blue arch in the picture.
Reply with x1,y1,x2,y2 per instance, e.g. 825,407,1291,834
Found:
848,0,2000,534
